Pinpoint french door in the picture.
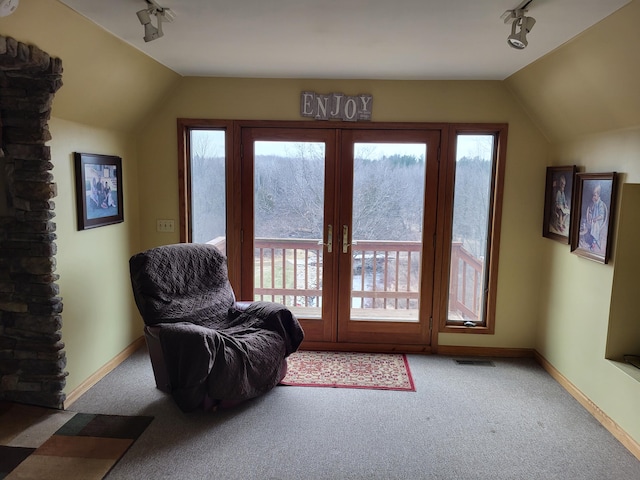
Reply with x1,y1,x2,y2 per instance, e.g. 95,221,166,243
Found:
240,127,440,347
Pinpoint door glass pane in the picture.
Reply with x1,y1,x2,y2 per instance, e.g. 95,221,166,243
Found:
447,135,494,324
351,143,426,322
254,141,325,319
190,129,226,251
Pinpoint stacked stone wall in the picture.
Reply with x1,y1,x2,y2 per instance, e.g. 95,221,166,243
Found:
0,35,67,409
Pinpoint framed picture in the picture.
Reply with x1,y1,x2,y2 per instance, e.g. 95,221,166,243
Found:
543,165,576,243
570,172,617,264
74,152,123,230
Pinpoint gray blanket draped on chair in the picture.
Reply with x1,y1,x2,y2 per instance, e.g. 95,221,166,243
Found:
129,243,304,412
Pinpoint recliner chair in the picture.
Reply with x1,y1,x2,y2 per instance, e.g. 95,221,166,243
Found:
129,243,304,412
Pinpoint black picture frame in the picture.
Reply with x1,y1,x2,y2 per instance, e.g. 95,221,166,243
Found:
542,165,577,244
74,152,124,230
570,172,617,264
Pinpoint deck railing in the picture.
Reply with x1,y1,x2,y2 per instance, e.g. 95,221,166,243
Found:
449,242,484,321
253,238,324,307
237,238,483,321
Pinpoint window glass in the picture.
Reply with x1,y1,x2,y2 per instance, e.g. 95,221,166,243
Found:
189,129,226,248
447,134,494,325
253,141,325,317
350,143,427,322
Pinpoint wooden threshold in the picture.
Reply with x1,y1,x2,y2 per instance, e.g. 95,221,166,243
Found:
301,341,432,354
64,336,146,408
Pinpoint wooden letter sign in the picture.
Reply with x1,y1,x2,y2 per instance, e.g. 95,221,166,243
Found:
300,91,373,122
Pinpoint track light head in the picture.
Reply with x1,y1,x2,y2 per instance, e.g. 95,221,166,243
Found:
0,0,19,17
136,0,174,43
502,8,536,50
136,8,151,25
508,15,536,49
143,22,163,42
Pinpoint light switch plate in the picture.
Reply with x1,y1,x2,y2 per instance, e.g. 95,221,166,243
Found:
156,219,175,232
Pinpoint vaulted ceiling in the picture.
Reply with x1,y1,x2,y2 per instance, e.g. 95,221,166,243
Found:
58,0,630,80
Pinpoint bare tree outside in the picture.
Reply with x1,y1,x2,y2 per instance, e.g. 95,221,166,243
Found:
254,142,325,239
190,130,226,244
448,134,495,322
252,143,428,243
451,136,493,258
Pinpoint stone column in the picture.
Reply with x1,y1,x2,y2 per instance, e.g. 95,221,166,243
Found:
0,35,67,409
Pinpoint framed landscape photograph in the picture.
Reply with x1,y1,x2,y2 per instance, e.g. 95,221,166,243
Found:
543,165,576,243
570,172,617,264
74,152,123,230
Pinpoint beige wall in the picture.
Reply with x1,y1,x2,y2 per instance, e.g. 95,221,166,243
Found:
607,184,640,367
50,118,143,392
506,0,640,445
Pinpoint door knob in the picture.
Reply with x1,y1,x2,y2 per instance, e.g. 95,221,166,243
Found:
342,225,357,253
317,224,333,253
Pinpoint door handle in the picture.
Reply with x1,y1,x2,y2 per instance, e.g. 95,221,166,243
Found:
342,225,356,253
318,224,333,253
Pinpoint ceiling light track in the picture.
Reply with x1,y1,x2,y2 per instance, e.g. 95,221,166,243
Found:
501,1,536,50
136,0,175,42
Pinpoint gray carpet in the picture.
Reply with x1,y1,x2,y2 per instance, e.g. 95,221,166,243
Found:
69,349,640,479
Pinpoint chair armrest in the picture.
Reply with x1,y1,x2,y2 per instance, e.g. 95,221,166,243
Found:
144,325,170,392
234,302,304,356
233,301,253,311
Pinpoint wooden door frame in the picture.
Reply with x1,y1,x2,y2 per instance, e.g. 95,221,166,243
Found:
177,118,472,353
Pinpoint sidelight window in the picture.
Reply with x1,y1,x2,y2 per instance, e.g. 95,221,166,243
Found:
441,128,506,333
189,129,226,246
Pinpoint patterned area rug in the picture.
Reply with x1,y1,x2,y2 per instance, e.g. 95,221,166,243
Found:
280,350,415,391
0,402,153,480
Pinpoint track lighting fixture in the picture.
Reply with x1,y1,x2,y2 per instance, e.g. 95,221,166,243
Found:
136,0,175,42
501,3,536,50
0,0,19,17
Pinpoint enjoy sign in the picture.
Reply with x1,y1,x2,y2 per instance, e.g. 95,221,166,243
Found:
300,91,373,121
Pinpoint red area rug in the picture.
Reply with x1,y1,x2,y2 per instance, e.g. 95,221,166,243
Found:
280,351,415,391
